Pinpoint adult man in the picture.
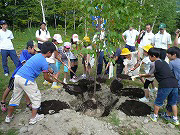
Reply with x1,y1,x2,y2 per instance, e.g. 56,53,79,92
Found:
174,29,180,47
36,22,51,51
138,24,154,59
122,26,139,52
0,20,19,76
152,23,172,60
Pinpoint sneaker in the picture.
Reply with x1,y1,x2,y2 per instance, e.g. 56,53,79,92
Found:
0,102,7,112
171,117,180,126
43,81,51,86
159,112,171,121
81,74,86,79
63,80,67,84
5,115,14,123
51,85,61,89
69,78,77,83
139,97,149,102
29,114,44,125
149,114,157,122
4,73,8,76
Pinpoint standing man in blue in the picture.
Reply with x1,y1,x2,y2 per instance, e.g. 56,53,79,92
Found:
0,20,19,76
122,25,139,52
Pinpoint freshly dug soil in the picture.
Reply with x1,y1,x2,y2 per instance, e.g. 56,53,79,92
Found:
117,74,132,80
96,76,107,83
38,100,70,115
88,83,101,91
114,88,145,99
78,79,94,87
110,79,123,93
64,84,84,96
118,100,152,116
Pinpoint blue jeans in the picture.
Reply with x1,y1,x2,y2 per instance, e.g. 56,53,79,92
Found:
125,44,136,52
154,88,178,107
1,49,19,74
97,51,109,75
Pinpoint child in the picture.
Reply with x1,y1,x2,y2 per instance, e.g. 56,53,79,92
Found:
161,46,180,122
131,45,157,102
69,34,79,82
120,48,140,76
43,34,63,89
56,42,71,84
139,48,179,125
5,41,56,125
0,40,39,112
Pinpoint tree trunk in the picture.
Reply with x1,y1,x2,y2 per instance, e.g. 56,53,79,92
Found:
85,18,87,36
40,0,46,23
73,10,76,30
65,11,67,35
54,14,57,28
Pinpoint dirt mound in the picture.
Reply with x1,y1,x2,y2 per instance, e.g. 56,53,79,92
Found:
38,100,70,115
117,74,132,80
118,100,152,116
115,88,145,99
64,84,84,96
110,79,123,93
96,76,107,83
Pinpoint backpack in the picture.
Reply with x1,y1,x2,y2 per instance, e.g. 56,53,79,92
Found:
39,29,48,36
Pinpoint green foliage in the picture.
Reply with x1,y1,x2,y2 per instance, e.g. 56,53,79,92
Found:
108,112,121,126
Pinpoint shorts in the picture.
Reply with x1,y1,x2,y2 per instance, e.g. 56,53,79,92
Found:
154,88,178,107
56,61,68,72
8,77,15,91
166,88,180,112
125,44,135,52
9,75,41,109
144,79,153,89
48,63,58,74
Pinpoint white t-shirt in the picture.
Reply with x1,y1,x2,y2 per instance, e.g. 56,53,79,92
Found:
152,31,172,50
178,37,180,44
122,29,139,46
46,44,58,64
0,29,14,50
36,29,51,44
139,31,154,48
123,51,139,76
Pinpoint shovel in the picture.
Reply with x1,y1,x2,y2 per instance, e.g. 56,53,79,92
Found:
131,75,140,81
63,64,78,78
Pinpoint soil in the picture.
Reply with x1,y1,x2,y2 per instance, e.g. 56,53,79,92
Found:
110,79,123,93
117,74,132,80
96,76,107,83
64,84,84,96
115,88,145,99
118,100,152,116
38,100,70,115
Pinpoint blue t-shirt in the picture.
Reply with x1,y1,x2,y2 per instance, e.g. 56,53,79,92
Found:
169,58,180,87
16,53,48,82
12,50,34,78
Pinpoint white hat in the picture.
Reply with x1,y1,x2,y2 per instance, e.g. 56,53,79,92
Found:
53,34,63,44
64,42,71,49
72,34,79,42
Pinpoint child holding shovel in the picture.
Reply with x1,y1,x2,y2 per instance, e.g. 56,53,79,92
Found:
139,48,179,125
0,40,39,112
130,44,157,102
5,41,56,125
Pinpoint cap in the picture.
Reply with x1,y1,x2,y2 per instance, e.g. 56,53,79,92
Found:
27,40,40,52
83,36,90,42
72,34,79,42
53,34,63,44
120,48,131,55
143,44,153,52
64,42,71,49
0,20,7,25
159,23,166,29
40,22,46,26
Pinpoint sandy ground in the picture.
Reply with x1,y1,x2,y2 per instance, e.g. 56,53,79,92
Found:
0,83,179,135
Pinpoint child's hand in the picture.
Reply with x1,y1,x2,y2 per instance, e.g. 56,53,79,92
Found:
68,66,71,70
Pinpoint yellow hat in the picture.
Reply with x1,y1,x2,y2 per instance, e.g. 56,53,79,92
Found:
143,44,153,52
83,36,90,42
121,48,131,55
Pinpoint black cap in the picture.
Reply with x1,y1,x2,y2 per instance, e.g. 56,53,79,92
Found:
40,22,46,26
0,20,7,25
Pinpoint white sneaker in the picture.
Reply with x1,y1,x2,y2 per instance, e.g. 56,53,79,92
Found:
43,81,51,85
81,74,86,79
5,115,14,123
4,73,8,76
70,78,77,83
63,80,67,84
139,97,149,102
29,114,44,125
